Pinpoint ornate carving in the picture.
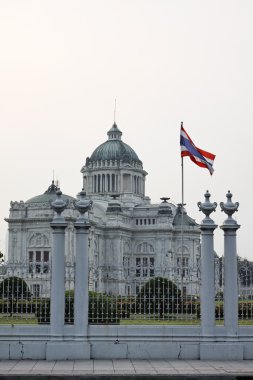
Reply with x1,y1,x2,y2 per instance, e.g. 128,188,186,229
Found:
220,190,239,225
74,189,93,223
136,242,154,254
197,190,217,224
50,189,68,221
28,233,49,247
10,201,25,210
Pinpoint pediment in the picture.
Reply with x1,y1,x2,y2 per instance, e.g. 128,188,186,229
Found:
121,163,134,169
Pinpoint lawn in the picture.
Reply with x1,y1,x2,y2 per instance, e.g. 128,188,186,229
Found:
0,314,38,324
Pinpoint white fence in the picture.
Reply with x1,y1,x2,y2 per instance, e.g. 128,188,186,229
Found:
0,190,252,360
1,261,253,326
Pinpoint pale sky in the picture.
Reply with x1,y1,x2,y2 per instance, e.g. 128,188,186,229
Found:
0,0,252,259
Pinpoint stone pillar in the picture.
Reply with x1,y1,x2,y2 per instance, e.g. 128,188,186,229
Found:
198,191,217,336
49,190,68,338
74,190,92,336
220,191,240,336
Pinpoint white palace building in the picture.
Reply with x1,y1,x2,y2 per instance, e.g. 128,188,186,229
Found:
4,123,201,297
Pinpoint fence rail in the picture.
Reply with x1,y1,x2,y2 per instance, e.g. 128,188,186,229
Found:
1,262,253,325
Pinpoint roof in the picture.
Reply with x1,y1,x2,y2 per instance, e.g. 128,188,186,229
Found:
88,123,142,164
173,205,197,227
25,181,75,205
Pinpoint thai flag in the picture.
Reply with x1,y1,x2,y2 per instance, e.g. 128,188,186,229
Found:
180,123,215,175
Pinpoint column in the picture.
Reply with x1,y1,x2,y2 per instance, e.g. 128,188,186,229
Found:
198,191,217,336
220,191,240,336
74,190,92,336
50,190,67,338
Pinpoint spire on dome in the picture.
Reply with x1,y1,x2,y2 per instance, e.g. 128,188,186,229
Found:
107,123,122,140
44,180,58,195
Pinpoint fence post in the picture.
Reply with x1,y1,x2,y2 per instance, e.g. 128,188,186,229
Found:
74,190,92,336
220,191,240,336
198,191,217,335
49,190,67,337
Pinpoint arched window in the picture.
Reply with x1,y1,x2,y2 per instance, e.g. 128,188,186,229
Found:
28,233,49,247
136,242,154,254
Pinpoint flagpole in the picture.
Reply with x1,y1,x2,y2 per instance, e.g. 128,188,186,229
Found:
181,156,184,207
180,122,184,310
180,121,184,207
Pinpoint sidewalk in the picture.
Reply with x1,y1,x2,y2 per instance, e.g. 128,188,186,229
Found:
1,359,253,377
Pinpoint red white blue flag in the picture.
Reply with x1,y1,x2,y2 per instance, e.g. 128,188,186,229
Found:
180,123,215,175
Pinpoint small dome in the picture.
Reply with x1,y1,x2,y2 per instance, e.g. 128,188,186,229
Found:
88,123,142,165
25,181,75,205
173,205,197,227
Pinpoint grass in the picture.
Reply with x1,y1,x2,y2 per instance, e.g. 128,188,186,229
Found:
0,314,38,324
0,317,253,326
120,319,200,325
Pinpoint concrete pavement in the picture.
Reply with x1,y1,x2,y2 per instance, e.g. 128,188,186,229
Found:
1,359,253,377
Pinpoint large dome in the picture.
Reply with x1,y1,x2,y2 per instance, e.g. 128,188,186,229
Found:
25,181,75,205
88,123,142,165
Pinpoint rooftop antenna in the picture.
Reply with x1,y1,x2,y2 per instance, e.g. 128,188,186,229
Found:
53,169,55,183
114,98,117,124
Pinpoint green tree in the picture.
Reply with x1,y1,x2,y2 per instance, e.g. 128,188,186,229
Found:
0,276,31,315
136,277,181,317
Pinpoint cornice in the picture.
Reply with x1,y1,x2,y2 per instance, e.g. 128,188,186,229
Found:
5,216,77,223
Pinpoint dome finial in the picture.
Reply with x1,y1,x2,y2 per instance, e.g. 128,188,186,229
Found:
107,120,122,141
114,98,117,124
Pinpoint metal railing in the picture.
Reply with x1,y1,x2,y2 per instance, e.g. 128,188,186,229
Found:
1,261,253,325
0,261,75,325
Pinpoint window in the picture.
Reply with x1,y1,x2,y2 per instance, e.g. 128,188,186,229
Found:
176,256,189,278
136,242,154,254
32,284,40,298
136,257,141,277
135,257,155,278
44,251,49,262
36,251,41,261
28,251,50,274
123,257,130,277
29,233,49,247
150,257,154,276
182,257,189,267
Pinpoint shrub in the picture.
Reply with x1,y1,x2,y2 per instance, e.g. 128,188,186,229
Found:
0,276,31,300
0,277,31,316
89,292,130,324
238,302,253,319
36,291,131,324
183,301,200,317
134,277,181,317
